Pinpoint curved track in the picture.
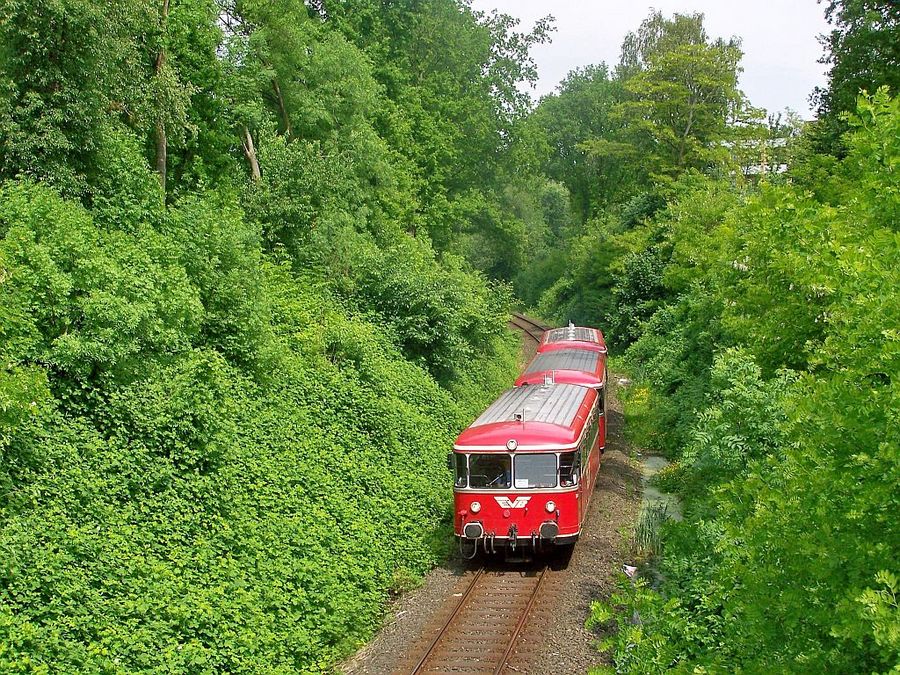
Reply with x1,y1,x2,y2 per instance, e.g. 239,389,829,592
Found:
509,312,548,345
409,565,551,674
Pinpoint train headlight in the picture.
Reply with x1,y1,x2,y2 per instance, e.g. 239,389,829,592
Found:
470,501,482,513
545,500,556,513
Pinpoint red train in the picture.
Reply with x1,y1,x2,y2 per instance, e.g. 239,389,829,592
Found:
452,323,608,557
538,324,607,354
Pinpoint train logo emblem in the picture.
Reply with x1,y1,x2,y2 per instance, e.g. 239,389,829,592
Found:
494,496,531,509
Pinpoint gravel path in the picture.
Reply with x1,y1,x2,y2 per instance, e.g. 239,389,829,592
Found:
340,377,642,675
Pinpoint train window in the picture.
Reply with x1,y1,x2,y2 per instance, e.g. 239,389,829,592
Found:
514,454,557,488
599,386,605,414
468,454,511,489
559,451,581,486
454,454,467,488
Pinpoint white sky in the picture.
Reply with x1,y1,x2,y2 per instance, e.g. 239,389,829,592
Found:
470,0,832,118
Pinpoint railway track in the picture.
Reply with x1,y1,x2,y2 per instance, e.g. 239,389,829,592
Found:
409,565,550,674
509,312,548,344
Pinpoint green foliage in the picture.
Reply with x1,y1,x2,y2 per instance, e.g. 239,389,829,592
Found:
678,349,792,489
595,92,900,673
634,503,668,557
813,0,900,154
0,0,537,664
852,571,900,664
317,0,553,272
571,10,761,190
0,0,149,196
163,193,276,375
612,40,751,180
529,9,760,325
531,65,630,216
586,576,683,674
334,232,514,383
617,10,710,79
0,182,202,394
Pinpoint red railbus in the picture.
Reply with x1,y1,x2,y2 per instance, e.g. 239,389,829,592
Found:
538,324,607,354
452,383,603,556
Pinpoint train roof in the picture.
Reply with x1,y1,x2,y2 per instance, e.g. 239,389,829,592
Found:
539,325,607,353
514,349,606,389
454,384,596,451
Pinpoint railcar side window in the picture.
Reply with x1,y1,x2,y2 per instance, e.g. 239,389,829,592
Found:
468,454,511,489
454,454,467,488
514,454,557,488
559,451,580,486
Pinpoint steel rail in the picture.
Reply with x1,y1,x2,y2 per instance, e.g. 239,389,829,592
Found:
493,566,549,675
409,565,550,675
510,313,547,344
512,312,549,332
410,567,484,674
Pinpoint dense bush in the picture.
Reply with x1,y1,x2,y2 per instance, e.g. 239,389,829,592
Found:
0,171,517,672
590,92,900,673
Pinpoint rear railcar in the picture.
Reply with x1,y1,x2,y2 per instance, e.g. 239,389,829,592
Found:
538,324,607,354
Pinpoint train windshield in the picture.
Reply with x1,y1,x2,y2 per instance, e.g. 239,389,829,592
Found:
559,451,580,487
468,454,511,489
514,454,557,488
454,454,467,487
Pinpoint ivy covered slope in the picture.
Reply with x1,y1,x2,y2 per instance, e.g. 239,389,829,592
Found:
0,181,518,672
0,0,546,671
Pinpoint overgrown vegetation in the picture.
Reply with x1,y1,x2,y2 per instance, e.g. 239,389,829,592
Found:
521,6,898,673
0,0,542,670
591,93,900,672
2,0,897,671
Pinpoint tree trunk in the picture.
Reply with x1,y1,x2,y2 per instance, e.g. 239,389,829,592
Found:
154,0,170,193
242,125,261,181
677,104,696,169
155,118,167,192
272,78,292,137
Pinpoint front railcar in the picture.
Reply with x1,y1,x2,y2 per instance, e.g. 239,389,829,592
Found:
451,384,598,555
453,452,582,552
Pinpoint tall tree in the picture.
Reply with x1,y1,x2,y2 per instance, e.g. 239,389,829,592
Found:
617,10,709,79
0,0,149,195
532,65,630,216
314,0,552,259
813,0,900,154
154,0,171,191
588,12,754,182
